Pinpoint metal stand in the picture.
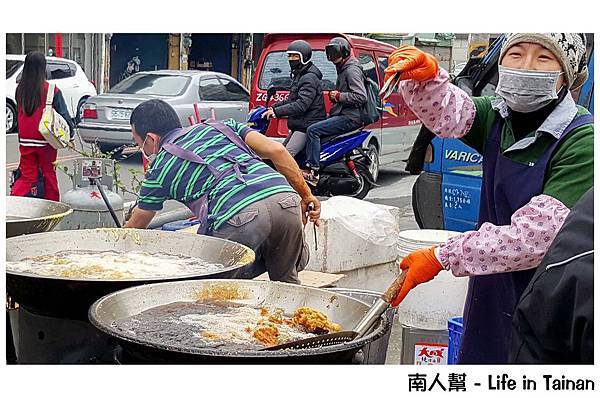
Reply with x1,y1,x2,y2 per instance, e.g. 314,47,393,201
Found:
90,178,121,227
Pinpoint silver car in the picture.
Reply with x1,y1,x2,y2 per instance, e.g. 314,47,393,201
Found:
78,70,250,150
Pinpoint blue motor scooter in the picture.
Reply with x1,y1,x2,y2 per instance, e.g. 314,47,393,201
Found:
247,87,377,199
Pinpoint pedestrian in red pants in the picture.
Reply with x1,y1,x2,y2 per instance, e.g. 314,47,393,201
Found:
10,51,73,202
12,144,60,201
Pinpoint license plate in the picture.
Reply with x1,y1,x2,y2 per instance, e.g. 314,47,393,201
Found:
111,108,132,120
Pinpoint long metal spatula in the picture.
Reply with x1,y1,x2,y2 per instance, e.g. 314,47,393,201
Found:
264,269,407,351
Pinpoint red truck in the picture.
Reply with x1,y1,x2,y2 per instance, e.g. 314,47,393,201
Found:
250,33,422,180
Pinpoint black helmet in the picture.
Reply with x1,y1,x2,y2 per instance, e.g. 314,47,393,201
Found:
286,40,312,65
325,37,351,62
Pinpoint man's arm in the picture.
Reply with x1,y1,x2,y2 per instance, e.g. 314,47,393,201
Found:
124,166,168,229
244,130,320,225
124,207,157,229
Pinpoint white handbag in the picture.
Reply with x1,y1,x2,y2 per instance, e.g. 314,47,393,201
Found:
38,83,71,149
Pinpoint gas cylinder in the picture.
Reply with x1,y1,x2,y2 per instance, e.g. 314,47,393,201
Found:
56,158,124,230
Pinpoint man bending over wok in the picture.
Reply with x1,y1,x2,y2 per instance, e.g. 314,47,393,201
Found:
124,99,320,284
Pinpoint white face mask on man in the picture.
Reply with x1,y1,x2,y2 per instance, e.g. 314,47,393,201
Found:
496,66,564,113
141,135,158,164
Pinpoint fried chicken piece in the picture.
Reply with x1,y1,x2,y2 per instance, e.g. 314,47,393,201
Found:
267,308,285,325
253,323,280,347
292,307,342,334
200,331,222,340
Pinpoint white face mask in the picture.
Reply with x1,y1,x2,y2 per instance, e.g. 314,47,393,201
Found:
141,135,157,164
496,66,564,113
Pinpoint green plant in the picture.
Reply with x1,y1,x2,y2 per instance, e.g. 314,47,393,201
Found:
56,138,144,198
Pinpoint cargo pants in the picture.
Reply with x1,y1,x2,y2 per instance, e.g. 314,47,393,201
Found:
212,192,309,284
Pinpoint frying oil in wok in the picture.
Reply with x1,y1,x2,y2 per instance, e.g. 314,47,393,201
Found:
111,301,318,351
7,250,225,279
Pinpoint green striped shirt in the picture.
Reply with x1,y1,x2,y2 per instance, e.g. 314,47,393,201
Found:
138,119,294,231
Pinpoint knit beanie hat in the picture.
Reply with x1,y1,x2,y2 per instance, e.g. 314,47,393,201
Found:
499,33,588,89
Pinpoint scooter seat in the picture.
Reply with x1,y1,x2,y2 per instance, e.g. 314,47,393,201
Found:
320,129,363,145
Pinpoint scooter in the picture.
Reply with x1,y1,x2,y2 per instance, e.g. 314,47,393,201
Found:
247,87,377,199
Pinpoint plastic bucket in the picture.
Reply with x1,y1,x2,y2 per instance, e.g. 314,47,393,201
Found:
327,288,396,364
396,230,468,330
401,324,448,365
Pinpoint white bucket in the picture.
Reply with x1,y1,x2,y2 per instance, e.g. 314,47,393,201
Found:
396,229,469,330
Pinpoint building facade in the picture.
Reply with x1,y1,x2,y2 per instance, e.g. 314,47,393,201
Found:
6,33,260,92
6,33,108,92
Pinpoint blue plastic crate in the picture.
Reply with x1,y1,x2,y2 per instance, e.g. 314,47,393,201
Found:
448,317,463,364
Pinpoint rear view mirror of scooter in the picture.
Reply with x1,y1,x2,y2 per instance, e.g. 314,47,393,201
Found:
265,86,288,107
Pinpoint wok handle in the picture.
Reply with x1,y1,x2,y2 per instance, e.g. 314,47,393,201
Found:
353,269,408,337
382,269,408,304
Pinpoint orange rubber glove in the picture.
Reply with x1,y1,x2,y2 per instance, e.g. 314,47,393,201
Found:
384,46,439,85
390,246,444,307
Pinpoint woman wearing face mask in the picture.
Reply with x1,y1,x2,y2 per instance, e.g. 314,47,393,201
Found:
383,34,593,364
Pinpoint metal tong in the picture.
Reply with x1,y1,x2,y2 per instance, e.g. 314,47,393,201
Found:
306,202,318,250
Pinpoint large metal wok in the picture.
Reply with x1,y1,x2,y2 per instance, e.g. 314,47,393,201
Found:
89,279,390,364
6,196,73,238
6,228,255,319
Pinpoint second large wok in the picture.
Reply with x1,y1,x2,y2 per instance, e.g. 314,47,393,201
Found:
6,196,73,238
89,279,390,364
6,228,255,319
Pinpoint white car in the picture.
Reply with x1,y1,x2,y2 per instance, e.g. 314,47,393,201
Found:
6,55,97,133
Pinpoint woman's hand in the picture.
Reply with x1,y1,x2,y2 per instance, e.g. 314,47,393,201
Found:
390,246,444,307
384,46,439,85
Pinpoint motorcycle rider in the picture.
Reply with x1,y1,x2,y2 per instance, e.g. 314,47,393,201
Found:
263,40,326,158
302,37,367,185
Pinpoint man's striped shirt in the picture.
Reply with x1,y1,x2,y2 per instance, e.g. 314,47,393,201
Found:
138,119,294,231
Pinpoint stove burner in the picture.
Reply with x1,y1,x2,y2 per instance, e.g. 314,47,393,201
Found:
11,307,118,364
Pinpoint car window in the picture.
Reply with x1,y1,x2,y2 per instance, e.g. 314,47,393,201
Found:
219,77,250,101
68,62,78,76
258,50,338,91
199,77,229,101
359,53,378,84
109,74,191,96
377,56,388,83
47,62,75,80
6,60,23,79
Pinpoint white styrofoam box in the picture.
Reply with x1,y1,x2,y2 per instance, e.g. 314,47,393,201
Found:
332,261,400,293
304,200,401,274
